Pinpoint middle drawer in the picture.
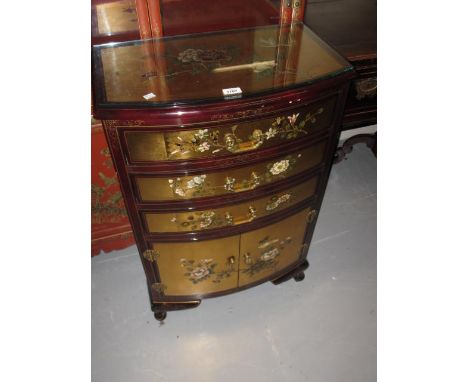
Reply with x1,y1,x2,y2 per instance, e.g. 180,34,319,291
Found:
134,139,327,202
143,175,319,233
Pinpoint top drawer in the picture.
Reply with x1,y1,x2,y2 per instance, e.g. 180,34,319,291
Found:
121,96,337,164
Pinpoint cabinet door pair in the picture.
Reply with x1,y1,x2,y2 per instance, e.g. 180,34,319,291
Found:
152,208,311,297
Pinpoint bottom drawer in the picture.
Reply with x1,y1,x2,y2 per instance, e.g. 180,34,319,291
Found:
149,207,314,297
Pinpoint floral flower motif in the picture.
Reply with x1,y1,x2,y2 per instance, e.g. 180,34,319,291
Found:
197,49,231,62
288,113,299,125
199,211,216,228
175,188,185,196
187,175,206,189
196,141,210,152
260,248,280,262
277,194,291,204
224,176,236,192
266,193,291,211
269,160,290,175
177,48,231,64
194,129,209,140
180,258,215,283
265,127,278,140
190,266,210,280
177,48,201,63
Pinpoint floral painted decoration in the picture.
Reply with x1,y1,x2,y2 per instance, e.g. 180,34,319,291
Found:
241,235,293,277
265,193,292,211
168,175,208,197
186,175,206,189
199,211,216,229
180,258,233,284
177,48,232,64
269,159,290,175
180,258,215,284
224,176,236,192
167,107,324,159
167,153,301,198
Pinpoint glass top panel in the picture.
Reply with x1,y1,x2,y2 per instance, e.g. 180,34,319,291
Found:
92,23,352,108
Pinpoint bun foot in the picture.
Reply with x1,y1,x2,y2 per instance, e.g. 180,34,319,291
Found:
154,311,167,321
272,260,309,285
294,272,305,282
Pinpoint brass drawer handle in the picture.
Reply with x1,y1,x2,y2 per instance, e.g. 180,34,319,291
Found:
229,205,257,225
223,132,264,153
244,252,253,265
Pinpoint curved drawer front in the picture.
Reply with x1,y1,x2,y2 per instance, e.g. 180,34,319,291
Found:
144,176,318,233
135,140,327,202
123,96,336,163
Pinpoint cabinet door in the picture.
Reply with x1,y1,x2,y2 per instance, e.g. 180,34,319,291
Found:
152,236,239,297
238,208,311,287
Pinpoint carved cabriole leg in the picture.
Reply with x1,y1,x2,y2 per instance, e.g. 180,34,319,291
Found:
334,132,377,164
271,260,309,285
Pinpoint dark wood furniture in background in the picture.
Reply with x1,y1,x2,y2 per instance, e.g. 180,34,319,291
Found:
92,23,355,320
305,0,376,130
305,0,377,160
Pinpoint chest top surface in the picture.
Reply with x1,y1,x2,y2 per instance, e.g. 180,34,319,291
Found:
92,23,352,110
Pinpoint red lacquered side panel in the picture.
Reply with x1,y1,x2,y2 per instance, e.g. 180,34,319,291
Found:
91,122,135,256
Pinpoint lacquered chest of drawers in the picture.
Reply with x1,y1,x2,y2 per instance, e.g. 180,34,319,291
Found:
92,23,354,321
